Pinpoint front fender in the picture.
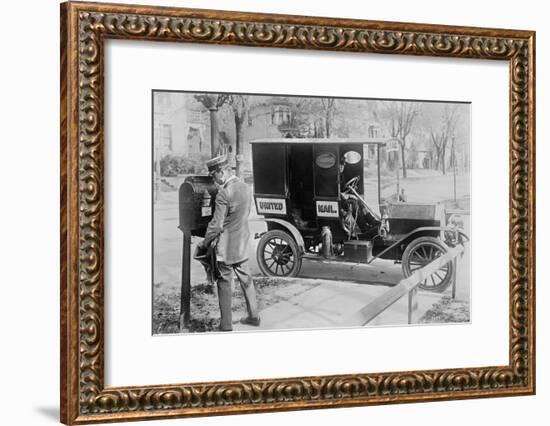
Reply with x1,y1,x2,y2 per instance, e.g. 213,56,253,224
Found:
369,226,469,263
395,226,470,247
263,218,305,254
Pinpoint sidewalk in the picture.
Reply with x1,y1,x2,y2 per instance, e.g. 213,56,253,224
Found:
233,278,446,332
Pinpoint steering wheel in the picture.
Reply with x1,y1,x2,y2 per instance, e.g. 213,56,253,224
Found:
343,176,360,192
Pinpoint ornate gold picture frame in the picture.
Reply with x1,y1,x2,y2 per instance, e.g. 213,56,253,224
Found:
60,1,535,424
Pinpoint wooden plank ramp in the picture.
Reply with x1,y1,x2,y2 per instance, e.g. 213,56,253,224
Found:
341,245,464,326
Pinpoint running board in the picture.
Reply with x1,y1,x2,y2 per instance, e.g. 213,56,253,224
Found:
302,253,371,266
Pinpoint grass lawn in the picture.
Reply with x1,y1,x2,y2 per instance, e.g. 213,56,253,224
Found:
153,276,319,334
419,296,470,323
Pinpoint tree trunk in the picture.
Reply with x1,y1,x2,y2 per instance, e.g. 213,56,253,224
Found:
441,147,446,175
209,108,218,157
400,143,407,179
234,115,245,177
434,148,441,172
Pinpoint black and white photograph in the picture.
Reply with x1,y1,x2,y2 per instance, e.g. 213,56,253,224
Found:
152,90,471,334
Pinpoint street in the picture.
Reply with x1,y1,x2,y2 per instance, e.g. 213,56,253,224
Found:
365,169,470,211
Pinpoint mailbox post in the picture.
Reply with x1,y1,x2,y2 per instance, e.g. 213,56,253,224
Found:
178,176,217,332
179,232,192,331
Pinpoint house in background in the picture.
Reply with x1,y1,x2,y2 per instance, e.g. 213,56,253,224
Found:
153,92,210,158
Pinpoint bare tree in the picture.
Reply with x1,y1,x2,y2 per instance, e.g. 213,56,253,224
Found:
378,101,420,178
429,105,459,175
320,98,337,138
285,97,340,138
194,94,229,156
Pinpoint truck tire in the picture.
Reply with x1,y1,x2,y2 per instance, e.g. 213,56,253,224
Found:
402,236,454,293
257,230,302,277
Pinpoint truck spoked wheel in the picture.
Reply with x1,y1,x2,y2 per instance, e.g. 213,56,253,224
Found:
402,236,454,293
257,230,302,277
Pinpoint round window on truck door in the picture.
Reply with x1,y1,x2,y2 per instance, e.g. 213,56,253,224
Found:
315,151,336,169
343,150,361,165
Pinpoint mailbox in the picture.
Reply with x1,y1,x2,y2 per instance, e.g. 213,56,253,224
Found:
178,176,218,236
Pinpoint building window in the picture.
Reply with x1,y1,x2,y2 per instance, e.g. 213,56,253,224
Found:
157,93,172,108
368,145,376,159
368,125,380,138
188,109,205,124
187,127,203,154
272,105,291,126
162,124,173,151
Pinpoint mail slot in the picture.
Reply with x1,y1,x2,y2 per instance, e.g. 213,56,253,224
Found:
178,176,218,236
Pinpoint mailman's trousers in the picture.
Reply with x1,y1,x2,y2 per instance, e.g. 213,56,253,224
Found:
217,260,259,331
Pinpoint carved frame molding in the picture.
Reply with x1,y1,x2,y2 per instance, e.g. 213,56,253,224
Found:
60,1,536,424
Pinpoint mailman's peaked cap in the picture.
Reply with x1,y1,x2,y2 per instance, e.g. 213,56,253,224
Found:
206,155,228,174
